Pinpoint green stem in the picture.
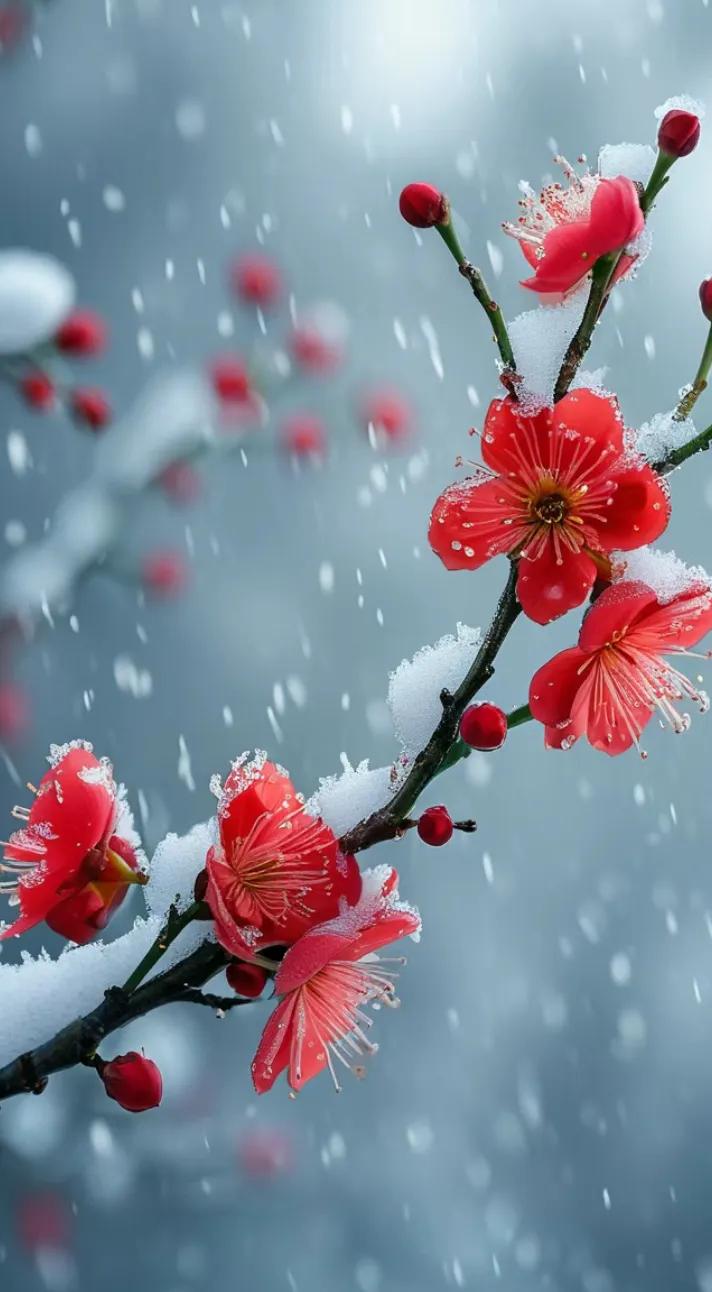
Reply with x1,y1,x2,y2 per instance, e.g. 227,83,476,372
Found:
123,900,202,994
507,703,533,729
640,150,675,216
553,252,618,402
435,222,516,375
674,325,712,421
654,419,712,474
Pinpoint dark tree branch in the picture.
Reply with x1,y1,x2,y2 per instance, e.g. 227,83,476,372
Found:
0,940,230,1102
339,562,521,855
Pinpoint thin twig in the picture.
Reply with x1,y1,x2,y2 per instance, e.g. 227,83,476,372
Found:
176,989,256,1011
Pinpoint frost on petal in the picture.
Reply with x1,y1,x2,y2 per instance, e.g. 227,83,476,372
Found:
307,760,394,837
613,546,712,605
0,250,75,354
507,294,587,409
388,623,482,757
597,143,656,186
634,409,697,464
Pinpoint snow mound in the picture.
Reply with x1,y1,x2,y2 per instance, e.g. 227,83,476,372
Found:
0,822,213,1069
0,250,75,354
634,409,697,464
654,94,705,121
308,761,395,837
388,623,482,757
508,294,586,409
598,143,656,185
614,546,712,603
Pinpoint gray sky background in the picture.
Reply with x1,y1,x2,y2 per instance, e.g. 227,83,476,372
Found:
2,3,712,1290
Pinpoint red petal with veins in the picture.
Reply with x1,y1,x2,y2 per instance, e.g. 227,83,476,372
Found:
428,476,518,571
552,389,624,454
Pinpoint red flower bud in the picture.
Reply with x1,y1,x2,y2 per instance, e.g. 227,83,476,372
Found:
399,183,448,229
231,253,282,307
657,109,701,159
417,805,453,847
101,1052,163,1112
280,413,326,458
226,961,269,998
460,702,508,751
55,309,107,355
211,356,251,403
71,387,111,430
141,550,188,597
700,277,712,323
21,371,56,411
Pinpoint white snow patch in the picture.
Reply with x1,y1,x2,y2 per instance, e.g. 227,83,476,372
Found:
508,294,587,409
0,822,213,1069
308,761,394,837
0,250,74,354
388,623,482,757
598,143,656,185
654,94,705,121
635,409,697,464
614,546,712,603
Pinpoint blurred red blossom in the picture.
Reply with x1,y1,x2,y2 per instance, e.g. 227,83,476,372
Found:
280,413,327,458
237,1126,294,1178
21,371,56,412
56,309,107,356
360,387,412,443
142,550,188,597
71,386,112,430
232,253,282,307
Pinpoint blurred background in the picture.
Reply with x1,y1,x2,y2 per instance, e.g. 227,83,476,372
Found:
1,1,712,1289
